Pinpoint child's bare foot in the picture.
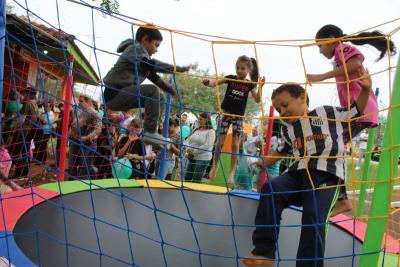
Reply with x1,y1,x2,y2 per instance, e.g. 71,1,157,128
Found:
331,199,352,217
0,180,12,194
208,166,218,180
241,254,274,266
8,180,23,191
227,169,236,185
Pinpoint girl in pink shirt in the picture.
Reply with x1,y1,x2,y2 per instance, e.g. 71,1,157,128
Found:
307,24,396,134
307,24,396,217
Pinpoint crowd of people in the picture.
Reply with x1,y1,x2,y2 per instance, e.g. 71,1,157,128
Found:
0,87,282,188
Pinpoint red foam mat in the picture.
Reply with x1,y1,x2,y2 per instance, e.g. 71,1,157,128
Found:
0,188,59,231
331,214,399,254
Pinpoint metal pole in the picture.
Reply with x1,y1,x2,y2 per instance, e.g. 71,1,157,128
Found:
158,94,171,180
58,55,74,181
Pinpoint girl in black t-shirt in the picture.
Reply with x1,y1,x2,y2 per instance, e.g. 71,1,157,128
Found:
202,55,264,184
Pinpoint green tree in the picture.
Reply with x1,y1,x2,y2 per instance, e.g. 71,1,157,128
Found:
6,4,14,14
93,0,119,13
94,0,179,14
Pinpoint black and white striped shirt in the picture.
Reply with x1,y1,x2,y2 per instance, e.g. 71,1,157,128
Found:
277,102,360,180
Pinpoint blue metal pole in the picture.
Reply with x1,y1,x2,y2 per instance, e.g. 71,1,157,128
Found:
158,94,172,180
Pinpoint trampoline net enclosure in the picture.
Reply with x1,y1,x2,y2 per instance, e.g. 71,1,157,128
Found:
14,187,361,267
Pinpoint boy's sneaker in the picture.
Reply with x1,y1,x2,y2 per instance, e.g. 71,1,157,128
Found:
241,255,274,266
143,132,170,147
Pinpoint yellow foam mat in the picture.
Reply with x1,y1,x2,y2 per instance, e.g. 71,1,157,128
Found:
136,179,229,193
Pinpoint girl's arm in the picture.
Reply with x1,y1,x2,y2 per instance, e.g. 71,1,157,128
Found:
126,153,142,161
202,78,225,87
250,76,265,103
170,143,180,155
126,153,155,161
117,140,131,158
116,136,137,158
307,57,362,82
355,69,372,114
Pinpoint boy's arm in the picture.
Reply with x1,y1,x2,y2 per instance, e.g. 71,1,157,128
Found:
255,151,285,169
354,69,372,114
147,72,176,96
307,57,362,82
146,58,190,74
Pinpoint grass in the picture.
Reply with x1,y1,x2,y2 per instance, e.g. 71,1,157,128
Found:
208,154,400,190
208,154,232,187
346,158,400,190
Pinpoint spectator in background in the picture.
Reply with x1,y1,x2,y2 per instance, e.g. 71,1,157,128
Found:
35,102,55,163
55,102,73,164
115,119,156,179
356,129,369,170
11,87,46,179
68,95,101,179
234,134,258,191
98,104,105,120
93,116,117,179
266,135,281,179
170,113,178,121
252,123,282,191
2,92,23,147
184,112,215,183
155,118,180,180
181,113,189,127
119,112,134,135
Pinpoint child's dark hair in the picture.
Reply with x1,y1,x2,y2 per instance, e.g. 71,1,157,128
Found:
136,24,163,42
271,83,309,106
236,55,259,82
169,118,180,127
199,112,213,129
316,24,396,61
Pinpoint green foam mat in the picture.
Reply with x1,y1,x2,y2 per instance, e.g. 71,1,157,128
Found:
379,252,399,267
39,179,143,195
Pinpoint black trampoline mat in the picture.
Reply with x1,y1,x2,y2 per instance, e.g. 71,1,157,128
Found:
14,188,361,267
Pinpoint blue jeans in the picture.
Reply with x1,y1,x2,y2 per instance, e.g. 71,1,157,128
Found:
252,169,339,266
184,159,209,183
68,142,96,179
155,159,175,180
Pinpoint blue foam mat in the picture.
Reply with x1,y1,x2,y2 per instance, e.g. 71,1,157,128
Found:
0,231,36,267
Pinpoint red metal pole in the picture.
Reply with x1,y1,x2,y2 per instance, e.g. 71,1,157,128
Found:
58,55,74,181
261,105,275,187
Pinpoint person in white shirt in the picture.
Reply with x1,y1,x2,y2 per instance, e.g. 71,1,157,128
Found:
184,112,215,183
356,130,369,170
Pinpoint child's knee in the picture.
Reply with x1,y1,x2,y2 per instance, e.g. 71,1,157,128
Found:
231,138,240,151
143,84,160,98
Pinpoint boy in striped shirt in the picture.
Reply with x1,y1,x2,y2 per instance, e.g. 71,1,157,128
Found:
242,70,372,267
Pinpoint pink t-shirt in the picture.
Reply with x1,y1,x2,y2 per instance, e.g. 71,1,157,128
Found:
334,43,378,126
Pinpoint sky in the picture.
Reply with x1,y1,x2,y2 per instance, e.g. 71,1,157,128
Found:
10,0,400,113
